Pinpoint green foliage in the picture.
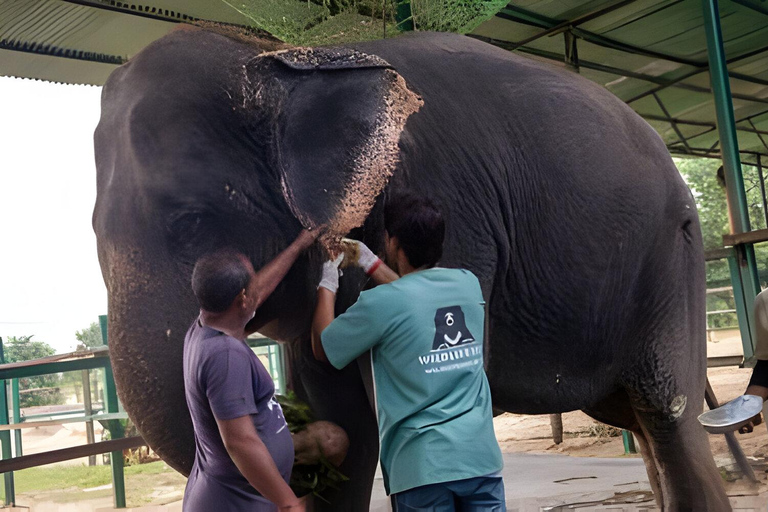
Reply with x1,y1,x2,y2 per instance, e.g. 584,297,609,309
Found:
75,322,104,350
0,461,180,502
3,335,63,407
675,158,728,251
275,391,349,500
676,157,768,329
235,0,505,46
276,391,313,432
410,0,508,33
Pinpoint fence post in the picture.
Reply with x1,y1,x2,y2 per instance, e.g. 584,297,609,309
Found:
11,379,22,457
0,338,15,505
622,430,637,454
82,370,95,466
99,315,126,508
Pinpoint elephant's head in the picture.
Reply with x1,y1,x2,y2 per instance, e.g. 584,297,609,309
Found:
93,28,421,475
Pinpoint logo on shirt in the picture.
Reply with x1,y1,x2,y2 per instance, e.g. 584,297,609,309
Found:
432,306,475,351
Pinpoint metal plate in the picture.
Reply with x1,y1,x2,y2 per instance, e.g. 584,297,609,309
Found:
698,394,764,434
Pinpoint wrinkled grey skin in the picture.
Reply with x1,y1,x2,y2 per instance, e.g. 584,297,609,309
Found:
94,28,729,511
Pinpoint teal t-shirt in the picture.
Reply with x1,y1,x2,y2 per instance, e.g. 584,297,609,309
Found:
321,267,503,495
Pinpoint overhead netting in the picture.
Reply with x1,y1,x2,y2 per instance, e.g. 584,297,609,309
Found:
232,0,508,46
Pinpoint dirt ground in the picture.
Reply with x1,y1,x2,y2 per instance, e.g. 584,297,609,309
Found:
493,366,763,460
493,364,768,502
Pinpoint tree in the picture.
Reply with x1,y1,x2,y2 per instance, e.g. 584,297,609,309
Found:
675,157,768,329
75,322,104,350
3,335,63,407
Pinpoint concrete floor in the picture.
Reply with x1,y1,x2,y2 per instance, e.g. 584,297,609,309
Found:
8,452,765,511
369,452,768,511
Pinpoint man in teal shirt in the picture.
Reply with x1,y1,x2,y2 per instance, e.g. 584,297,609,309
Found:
311,193,505,511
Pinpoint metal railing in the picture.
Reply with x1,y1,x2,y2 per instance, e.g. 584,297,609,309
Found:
0,315,140,508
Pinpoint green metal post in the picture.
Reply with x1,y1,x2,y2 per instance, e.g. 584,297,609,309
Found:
395,0,413,31
702,0,761,361
100,315,126,508
622,430,637,455
728,253,756,360
0,339,15,505
276,344,286,395
11,379,22,457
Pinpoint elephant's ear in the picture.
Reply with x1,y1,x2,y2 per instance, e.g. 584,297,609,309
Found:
249,48,422,235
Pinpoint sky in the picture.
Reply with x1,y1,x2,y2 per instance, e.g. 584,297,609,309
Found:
0,77,107,354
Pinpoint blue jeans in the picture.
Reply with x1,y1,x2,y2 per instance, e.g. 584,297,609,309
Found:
391,475,506,511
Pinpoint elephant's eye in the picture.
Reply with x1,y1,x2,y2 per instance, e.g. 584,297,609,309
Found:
445,313,454,326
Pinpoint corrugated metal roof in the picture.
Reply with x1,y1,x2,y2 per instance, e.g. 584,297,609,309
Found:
0,0,258,85
0,0,766,163
469,0,768,164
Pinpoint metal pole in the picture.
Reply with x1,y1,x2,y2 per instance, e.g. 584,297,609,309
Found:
100,315,126,508
622,431,637,454
728,252,755,360
702,0,761,360
758,155,768,229
0,339,15,506
11,379,21,457
82,370,96,466
395,0,413,31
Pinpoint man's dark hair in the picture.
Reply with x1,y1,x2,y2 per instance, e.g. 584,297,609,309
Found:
191,249,251,313
384,192,445,269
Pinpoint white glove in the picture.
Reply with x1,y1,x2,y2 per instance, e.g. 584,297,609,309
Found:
318,254,344,293
341,238,381,275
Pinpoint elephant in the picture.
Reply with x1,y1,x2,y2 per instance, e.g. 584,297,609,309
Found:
93,26,729,511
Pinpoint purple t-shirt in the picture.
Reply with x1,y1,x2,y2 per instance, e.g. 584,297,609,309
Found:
182,319,293,511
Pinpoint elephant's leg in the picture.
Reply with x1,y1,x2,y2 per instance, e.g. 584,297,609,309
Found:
632,427,664,508
288,339,379,512
629,399,729,511
582,389,664,507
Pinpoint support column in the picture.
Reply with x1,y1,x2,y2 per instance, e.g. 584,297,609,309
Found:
11,379,21,458
702,0,761,362
100,315,126,508
0,339,15,506
82,370,96,466
395,0,413,31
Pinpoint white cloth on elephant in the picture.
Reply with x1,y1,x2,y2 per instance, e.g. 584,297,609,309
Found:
318,254,344,293
342,238,381,275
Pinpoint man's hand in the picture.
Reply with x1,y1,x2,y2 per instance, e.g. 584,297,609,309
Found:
341,238,399,285
278,498,307,512
216,415,301,509
294,227,323,251
739,413,763,434
318,253,344,294
340,238,380,274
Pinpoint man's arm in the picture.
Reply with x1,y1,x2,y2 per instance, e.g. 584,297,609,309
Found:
216,415,304,512
311,287,335,363
369,261,398,285
252,229,319,310
341,238,398,285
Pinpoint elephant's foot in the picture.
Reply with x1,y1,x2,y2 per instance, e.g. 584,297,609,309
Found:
634,410,731,511
583,388,729,510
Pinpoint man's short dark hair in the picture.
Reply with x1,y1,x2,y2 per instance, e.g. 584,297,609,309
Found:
191,249,251,313
384,192,445,269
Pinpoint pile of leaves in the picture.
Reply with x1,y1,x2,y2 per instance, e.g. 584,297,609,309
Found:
234,0,507,46
276,392,349,502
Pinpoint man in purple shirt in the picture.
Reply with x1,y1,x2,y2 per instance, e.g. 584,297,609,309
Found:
183,229,318,511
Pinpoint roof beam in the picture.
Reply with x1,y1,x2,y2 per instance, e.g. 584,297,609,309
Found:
504,0,637,51
494,3,768,90
653,93,693,153
496,4,701,67
641,114,768,137
473,40,768,106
